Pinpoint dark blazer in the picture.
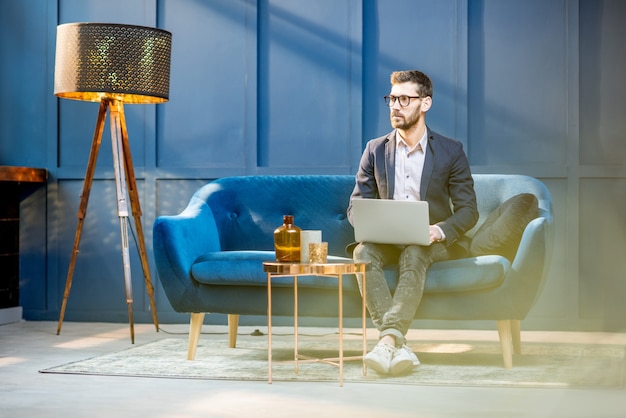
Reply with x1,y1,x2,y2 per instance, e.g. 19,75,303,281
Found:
348,127,478,248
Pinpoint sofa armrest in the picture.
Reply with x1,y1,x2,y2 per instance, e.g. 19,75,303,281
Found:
503,216,553,315
153,197,221,308
512,217,551,273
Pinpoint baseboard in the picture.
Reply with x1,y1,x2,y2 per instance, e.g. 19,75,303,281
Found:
0,306,23,325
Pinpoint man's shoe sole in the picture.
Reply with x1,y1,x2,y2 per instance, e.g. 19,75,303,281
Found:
363,357,390,375
390,358,414,375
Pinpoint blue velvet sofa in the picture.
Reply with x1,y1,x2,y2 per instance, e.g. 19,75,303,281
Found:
153,174,553,368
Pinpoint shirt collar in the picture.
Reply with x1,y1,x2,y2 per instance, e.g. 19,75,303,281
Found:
395,128,428,152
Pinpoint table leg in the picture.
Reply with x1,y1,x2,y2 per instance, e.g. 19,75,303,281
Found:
294,275,299,374
267,272,272,384
338,273,344,387
361,270,367,376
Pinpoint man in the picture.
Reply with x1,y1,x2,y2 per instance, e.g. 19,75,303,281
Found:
347,70,478,375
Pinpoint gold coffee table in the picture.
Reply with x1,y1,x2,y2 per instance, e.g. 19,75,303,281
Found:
263,260,369,386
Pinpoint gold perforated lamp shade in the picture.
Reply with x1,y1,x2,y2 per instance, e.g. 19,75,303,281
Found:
54,22,172,104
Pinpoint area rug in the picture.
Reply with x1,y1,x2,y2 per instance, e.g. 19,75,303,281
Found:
40,335,625,388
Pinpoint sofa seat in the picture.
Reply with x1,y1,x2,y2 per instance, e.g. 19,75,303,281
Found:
191,251,509,294
191,251,352,288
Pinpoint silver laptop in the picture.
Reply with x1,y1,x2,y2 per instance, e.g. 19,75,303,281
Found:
351,198,430,245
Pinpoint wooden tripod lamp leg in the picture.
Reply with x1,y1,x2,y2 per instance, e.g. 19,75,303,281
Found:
117,105,159,332
57,101,108,336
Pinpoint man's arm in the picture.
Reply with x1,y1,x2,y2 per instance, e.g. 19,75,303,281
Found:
434,144,478,245
347,136,389,225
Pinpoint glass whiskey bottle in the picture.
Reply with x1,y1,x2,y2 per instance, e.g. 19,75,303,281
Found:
274,215,301,262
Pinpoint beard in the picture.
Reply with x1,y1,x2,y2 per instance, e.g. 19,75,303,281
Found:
390,106,422,130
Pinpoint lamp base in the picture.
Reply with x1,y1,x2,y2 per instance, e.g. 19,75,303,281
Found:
56,99,159,343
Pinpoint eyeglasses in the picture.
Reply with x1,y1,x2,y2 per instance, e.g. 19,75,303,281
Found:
384,95,421,107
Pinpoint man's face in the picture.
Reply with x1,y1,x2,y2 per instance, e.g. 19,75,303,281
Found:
388,82,427,130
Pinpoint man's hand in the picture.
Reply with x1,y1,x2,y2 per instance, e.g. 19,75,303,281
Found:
429,225,444,245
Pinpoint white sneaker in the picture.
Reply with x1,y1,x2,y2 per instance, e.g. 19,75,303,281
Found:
363,342,395,375
390,344,420,375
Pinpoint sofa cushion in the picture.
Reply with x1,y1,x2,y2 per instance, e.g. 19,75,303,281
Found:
382,255,510,294
469,193,538,261
191,251,276,285
191,251,358,290
423,255,510,293
191,251,509,294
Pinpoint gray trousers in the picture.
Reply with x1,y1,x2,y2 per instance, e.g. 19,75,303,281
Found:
353,242,450,345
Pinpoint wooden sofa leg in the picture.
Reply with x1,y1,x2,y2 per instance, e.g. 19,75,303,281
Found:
187,312,205,360
511,319,522,355
228,314,239,348
496,319,514,369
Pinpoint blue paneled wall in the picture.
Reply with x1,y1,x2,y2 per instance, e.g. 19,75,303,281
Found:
1,0,625,332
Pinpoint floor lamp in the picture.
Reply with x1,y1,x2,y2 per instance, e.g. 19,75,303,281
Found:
54,23,172,343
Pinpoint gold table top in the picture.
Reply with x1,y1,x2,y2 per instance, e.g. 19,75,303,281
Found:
262,260,369,275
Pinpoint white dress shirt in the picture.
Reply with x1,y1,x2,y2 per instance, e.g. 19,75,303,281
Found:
392,129,446,241
393,130,427,201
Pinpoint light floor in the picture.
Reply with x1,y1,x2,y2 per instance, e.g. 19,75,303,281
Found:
1,320,626,418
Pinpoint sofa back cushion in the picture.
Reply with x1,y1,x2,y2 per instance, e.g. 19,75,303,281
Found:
195,174,552,258
198,175,356,256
